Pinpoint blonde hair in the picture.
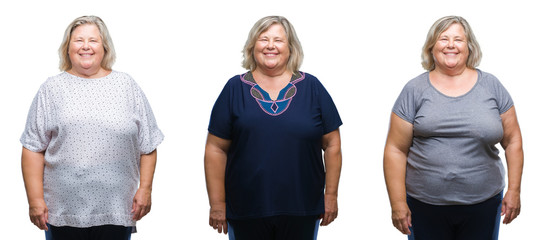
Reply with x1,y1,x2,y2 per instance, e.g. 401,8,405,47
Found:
242,16,303,73
58,16,116,71
421,16,482,71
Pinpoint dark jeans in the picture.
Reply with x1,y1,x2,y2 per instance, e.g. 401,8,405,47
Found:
45,224,132,240
228,215,320,240
407,192,502,240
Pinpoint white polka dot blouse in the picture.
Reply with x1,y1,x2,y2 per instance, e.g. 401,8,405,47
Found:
20,71,164,228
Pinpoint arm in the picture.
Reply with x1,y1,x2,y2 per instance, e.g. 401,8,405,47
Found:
499,106,524,224
383,113,414,235
320,129,342,226
132,149,157,221
21,147,48,230
204,133,231,234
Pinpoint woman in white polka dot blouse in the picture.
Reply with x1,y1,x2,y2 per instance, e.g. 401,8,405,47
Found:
20,16,164,240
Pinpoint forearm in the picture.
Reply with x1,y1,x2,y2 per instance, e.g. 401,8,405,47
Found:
204,134,230,234
139,150,157,191
21,147,46,205
501,133,523,224
505,142,523,192
383,149,408,207
204,146,227,207
383,113,413,208
324,145,342,197
22,147,49,230
499,107,524,193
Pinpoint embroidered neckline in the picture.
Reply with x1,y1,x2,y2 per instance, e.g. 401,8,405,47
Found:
240,71,306,116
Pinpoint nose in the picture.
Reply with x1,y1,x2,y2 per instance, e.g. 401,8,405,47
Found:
266,40,275,49
82,40,91,50
447,39,454,48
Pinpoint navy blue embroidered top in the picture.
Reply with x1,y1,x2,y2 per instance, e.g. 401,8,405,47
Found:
208,71,342,219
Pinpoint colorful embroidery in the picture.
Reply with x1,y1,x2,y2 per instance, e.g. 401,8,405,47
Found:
241,72,305,116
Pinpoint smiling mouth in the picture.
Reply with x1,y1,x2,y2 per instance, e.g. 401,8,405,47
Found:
264,53,278,57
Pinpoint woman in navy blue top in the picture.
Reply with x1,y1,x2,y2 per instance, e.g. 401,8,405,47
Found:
205,16,342,240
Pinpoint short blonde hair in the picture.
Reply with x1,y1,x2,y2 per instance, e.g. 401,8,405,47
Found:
58,16,116,71
242,16,303,73
421,16,482,71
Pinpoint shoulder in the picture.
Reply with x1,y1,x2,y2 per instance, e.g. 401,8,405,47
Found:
222,72,255,91
296,71,324,90
477,69,498,80
395,72,432,100
300,71,317,80
223,72,248,85
476,69,508,91
107,71,143,92
42,71,70,85
394,72,433,103
477,69,502,85
296,72,339,102
215,73,250,97
298,71,318,83
392,72,430,122
111,70,131,78
110,70,137,83
403,72,430,90
475,69,513,111
38,72,72,93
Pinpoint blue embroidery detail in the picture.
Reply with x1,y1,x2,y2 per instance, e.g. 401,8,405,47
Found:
271,102,278,112
241,72,305,116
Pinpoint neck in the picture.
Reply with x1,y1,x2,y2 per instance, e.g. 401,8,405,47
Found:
429,67,478,97
68,67,110,79
251,68,293,101
253,67,291,82
433,64,470,78
254,64,291,77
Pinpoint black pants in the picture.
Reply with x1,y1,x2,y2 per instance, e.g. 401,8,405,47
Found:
407,192,502,240
228,215,320,240
45,224,132,240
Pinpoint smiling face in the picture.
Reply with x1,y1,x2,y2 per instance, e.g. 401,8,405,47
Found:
68,24,106,77
253,24,290,73
432,23,470,72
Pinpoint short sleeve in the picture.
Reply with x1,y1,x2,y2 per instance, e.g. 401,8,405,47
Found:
134,84,164,154
317,80,342,134
493,78,514,114
392,83,417,123
208,80,233,140
20,85,51,152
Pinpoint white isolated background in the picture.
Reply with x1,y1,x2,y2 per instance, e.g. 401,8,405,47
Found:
1,0,542,239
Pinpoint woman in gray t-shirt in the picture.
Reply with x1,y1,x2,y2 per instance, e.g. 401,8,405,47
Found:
384,16,523,240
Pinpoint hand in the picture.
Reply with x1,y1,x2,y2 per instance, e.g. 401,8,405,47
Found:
131,188,152,221
209,203,228,234
391,202,412,235
320,194,338,226
501,190,521,224
29,199,48,230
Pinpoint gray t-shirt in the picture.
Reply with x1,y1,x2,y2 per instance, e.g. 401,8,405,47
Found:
393,69,513,205
21,71,164,227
